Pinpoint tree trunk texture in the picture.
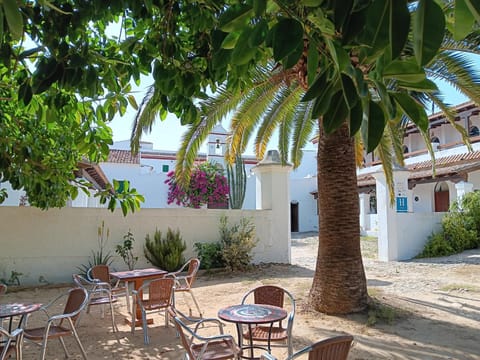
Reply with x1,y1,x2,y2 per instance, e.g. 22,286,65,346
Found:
309,122,368,314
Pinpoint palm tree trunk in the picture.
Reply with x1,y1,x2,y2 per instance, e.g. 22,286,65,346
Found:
309,121,368,314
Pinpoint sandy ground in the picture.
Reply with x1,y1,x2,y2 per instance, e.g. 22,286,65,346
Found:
2,233,480,359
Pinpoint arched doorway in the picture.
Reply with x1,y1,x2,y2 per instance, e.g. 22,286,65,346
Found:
434,182,449,212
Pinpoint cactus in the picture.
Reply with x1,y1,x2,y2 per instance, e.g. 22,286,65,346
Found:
227,155,247,209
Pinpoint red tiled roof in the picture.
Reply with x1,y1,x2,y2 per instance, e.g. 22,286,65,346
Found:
357,150,480,189
107,150,140,164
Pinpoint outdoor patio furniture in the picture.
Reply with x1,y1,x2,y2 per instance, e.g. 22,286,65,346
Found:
0,327,23,360
168,306,241,360
241,285,295,357
72,274,118,332
166,258,202,317
23,287,89,360
260,335,354,360
132,277,174,345
88,264,131,313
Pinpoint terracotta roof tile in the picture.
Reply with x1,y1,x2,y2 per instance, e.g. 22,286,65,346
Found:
107,150,140,164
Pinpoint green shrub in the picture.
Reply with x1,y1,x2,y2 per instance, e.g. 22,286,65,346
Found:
219,215,258,271
417,191,480,258
115,229,138,270
417,232,454,258
144,228,186,271
194,242,225,270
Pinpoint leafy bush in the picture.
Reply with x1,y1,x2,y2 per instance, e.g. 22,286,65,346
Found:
417,191,480,258
115,229,138,270
219,215,258,271
194,242,225,270
144,228,186,271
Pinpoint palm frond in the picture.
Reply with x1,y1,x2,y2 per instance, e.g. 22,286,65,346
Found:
291,101,316,168
427,51,480,104
374,126,395,205
255,84,302,162
130,85,162,154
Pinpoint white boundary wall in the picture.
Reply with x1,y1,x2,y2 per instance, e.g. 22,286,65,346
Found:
0,207,285,285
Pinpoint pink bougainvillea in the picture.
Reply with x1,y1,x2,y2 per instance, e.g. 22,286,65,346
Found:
165,162,229,208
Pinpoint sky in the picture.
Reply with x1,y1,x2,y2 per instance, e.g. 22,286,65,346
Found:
108,75,471,156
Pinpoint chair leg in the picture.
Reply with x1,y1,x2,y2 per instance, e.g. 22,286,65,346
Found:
142,310,149,345
188,290,202,318
71,326,88,360
131,297,136,335
108,297,118,333
124,282,131,314
59,337,70,358
39,339,49,360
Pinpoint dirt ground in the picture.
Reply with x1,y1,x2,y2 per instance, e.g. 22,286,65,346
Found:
2,233,480,359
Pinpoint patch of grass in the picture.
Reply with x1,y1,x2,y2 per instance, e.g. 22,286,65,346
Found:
361,236,377,242
366,296,406,327
439,283,480,292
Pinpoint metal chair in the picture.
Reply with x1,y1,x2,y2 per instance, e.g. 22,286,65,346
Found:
72,273,118,332
132,277,174,344
241,285,295,357
0,327,23,360
260,335,354,360
168,306,241,360
23,287,88,360
166,258,202,317
88,264,130,313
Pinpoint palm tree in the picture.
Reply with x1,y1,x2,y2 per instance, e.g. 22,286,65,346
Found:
131,2,480,314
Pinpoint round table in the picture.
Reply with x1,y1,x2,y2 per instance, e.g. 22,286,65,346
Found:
218,304,287,359
0,302,42,331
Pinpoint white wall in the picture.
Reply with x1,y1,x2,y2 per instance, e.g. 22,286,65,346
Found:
0,207,285,286
395,213,444,260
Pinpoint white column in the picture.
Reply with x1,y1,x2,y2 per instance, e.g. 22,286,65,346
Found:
252,150,292,263
359,193,369,235
373,167,410,261
455,181,473,202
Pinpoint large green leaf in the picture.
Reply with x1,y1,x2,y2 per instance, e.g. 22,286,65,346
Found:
341,74,358,110
413,0,445,66
311,77,340,119
326,39,352,75
219,4,253,32
232,28,256,65
3,0,23,40
307,40,319,86
464,0,480,23
359,0,390,54
349,100,363,136
334,0,354,31
248,19,268,47
271,18,304,62
363,100,386,153
302,70,327,102
323,91,349,134
392,93,429,132
396,78,438,92
454,0,475,40
389,0,410,60
383,58,426,82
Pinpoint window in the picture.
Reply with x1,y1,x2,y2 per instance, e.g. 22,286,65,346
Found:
402,145,409,154
162,165,169,173
431,136,440,144
469,126,479,137
369,193,377,214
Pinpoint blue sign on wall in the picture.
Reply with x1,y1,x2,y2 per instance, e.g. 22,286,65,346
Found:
396,197,408,213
